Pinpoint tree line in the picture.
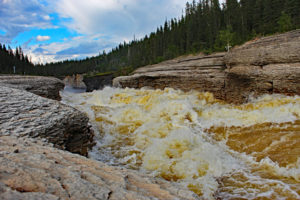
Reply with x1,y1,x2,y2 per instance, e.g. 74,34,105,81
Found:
0,44,34,75
1,0,299,76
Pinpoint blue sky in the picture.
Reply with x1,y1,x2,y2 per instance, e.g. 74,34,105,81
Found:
0,0,224,64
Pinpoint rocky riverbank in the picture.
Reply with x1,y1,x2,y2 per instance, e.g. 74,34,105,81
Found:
114,30,300,104
0,76,198,199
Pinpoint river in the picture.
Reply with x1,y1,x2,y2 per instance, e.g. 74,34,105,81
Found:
61,87,300,200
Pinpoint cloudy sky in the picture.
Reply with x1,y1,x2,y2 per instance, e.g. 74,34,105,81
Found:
0,0,224,64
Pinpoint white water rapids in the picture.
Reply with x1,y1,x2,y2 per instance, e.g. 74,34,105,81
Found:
61,87,300,199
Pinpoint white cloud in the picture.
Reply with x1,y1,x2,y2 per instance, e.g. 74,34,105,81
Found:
43,15,51,20
25,35,116,64
21,0,194,64
36,35,50,41
2,0,198,63
52,0,193,41
0,0,53,43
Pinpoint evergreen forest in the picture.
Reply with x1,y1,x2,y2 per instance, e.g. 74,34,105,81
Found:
1,0,299,76
0,45,34,74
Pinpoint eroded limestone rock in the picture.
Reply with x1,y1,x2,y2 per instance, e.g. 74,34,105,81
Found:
225,63,300,103
224,29,300,66
113,30,300,104
0,86,94,156
113,53,227,100
0,75,64,100
0,136,198,200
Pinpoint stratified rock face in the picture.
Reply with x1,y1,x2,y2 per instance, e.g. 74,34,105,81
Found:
0,136,198,200
83,73,114,92
224,30,300,103
114,30,300,104
0,75,64,100
114,53,227,100
0,86,94,156
224,30,300,66
224,64,300,103
63,74,86,89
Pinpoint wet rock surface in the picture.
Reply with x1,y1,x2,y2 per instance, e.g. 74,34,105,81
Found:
0,75,64,100
0,136,198,200
0,86,94,156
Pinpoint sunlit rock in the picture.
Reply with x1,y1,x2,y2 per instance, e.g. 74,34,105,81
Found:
0,135,198,200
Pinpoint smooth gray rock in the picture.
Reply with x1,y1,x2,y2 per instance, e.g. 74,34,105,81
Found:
0,86,94,156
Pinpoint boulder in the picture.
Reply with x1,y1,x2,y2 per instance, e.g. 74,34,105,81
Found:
0,86,94,156
0,136,198,200
0,75,64,100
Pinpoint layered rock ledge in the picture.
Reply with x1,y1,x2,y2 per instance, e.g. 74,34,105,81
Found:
114,52,227,100
224,30,300,103
0,136,198,200
113,30,300,104
0,75,64,100
0,86,94,156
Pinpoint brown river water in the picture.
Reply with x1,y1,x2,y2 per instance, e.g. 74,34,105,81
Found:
61,87,300,200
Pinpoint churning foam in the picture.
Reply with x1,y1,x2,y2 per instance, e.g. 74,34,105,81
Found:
61,87,300,199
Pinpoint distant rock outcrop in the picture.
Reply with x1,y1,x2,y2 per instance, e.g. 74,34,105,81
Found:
0,75,64,100
0,86,94,156
0,135,198,200
83,73,114,92
224,30,300,103
114,30,300,104
63,74,86,89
